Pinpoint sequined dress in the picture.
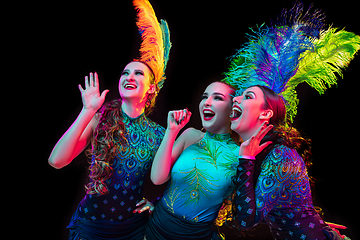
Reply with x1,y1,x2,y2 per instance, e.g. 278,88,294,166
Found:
145,131,240,240
235,144,334,240
162,131,239,222
67,110,165,239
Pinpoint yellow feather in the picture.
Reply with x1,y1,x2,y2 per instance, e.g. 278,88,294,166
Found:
133,0,165,85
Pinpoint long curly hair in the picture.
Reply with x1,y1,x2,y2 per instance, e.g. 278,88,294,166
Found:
85,61,156,195
215,85,312,236
85,99,127,195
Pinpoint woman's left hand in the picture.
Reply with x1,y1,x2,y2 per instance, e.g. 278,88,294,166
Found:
133,199,154,214
239,121,273,157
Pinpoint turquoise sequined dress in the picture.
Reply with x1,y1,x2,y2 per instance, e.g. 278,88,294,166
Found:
67,110,165,239
161,131,239,222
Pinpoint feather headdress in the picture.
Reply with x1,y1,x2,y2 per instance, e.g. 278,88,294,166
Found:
223,1,360,123
133,0,172,90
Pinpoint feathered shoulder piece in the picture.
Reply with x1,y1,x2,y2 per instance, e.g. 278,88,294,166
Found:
223,1,360,123
133,0,172,90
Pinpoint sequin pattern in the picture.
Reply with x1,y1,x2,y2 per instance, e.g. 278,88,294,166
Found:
235,145,327,239
78,111,165,222
162,132,239,222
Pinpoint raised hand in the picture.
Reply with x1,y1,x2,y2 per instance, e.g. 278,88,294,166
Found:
78,72,109,111
239,121,273,157
167,108,192,132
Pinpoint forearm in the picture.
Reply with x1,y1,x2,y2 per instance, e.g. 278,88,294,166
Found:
150,128,179,185
234,158,260,230
48,108,96,169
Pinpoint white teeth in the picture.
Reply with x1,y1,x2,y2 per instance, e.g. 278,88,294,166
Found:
230,106,242,119
232,106,242,112
124,84,137,89
203,109,215,119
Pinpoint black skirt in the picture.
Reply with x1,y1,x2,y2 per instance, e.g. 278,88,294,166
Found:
145,200,215,240
67,203,147,240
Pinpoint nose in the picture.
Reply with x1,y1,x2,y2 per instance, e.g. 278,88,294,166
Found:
233,96,242,104
124,70,136,81
127,74,135,81
204,96,212,107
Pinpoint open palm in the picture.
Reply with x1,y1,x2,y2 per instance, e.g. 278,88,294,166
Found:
78,72,109,111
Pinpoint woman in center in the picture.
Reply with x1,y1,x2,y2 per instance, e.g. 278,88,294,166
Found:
145,81,239,239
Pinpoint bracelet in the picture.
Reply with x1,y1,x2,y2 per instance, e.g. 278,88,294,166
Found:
238,155,256,160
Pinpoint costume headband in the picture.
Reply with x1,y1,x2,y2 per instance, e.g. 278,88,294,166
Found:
133,0,172,90
223,1,360,123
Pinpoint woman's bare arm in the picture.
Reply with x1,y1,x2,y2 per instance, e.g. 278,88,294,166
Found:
48,72,109,169
150,109,204,185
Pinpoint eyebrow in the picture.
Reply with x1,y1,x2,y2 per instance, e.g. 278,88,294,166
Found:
213,92,226,97
122,69,145,73
243,91,256,97
202,92,227,97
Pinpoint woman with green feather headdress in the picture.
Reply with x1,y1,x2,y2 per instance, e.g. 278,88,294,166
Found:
218,1,359,239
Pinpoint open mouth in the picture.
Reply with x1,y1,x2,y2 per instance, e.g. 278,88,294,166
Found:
124,83,137,90
230,105,242,121
203,109,215,121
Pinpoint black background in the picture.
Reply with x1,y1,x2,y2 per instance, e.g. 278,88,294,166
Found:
12,0,359,239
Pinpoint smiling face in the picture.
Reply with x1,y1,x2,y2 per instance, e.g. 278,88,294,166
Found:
230,86,274,141
119,61,155,102
199,82,235,134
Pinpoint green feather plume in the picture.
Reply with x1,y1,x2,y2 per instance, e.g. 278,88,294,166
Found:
158,19,172,90
290,27,360,93
282,27,360,123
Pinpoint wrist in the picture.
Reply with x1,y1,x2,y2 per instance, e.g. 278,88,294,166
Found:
166,127,180,136
80,107,98,121
81,107,98,115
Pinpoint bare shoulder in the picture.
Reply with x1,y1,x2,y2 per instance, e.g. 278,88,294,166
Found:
181,127,205,150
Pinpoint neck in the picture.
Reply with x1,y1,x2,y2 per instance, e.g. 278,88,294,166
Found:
240,121,264,142
121,99,146,118
206,125,231,135
239,131,255,142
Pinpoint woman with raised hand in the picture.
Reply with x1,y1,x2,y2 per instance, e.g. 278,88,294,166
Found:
224,2,359,239
48,0,171,238
145,81,240,240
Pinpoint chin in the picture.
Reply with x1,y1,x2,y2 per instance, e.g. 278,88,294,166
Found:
120,90,142,99
201,121,212,131
200,115,216,131
230,121,241,135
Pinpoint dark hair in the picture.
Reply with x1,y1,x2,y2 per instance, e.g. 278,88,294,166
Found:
216,85,313,235
255,85,312,169
258,85,286,126
210,81,240,144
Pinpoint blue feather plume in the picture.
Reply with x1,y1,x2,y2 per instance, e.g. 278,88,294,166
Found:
223,1,327,123
273,1,325,38
224,1,325,96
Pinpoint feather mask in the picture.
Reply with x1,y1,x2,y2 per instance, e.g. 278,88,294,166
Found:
133,0,172,90
223,1,359,123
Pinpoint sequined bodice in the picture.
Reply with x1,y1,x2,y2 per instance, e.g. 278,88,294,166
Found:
79,110,165,222
162,131,239,222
